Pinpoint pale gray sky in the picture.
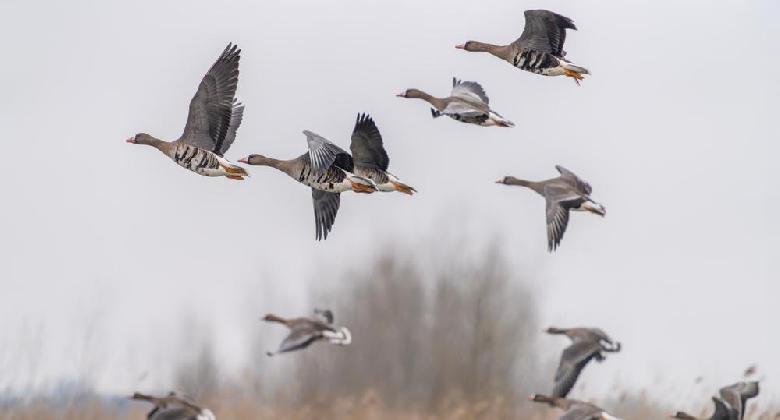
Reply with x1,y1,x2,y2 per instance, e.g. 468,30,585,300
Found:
0,0,778,405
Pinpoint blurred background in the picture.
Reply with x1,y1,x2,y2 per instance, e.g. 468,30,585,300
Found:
0,0,778,418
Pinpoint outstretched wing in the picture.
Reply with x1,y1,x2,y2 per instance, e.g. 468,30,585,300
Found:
514,10,576,56
180,44,241,156
350,113,389,171
451,78,489,105
553,341,601,398
556,165,592,195
278,324,320,353
304,130,354,173
312,189,341,241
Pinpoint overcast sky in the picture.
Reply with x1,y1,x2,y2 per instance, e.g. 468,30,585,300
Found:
0,0,778,405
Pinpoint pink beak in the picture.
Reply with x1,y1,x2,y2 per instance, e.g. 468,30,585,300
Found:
455,44,465,49
125,137,136,144
395,92,405,97
238,157,248,164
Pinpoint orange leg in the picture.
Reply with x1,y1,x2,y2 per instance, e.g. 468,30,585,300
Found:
226,175,244,180
563,68,583,86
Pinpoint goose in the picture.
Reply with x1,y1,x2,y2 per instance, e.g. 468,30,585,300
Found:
239,131,377,240
719,381,759,420
496,165,605,252
131,392,216,420
671,397,737,420
262,308,352,356
126,44,247,179
397,77,514,127
350,113,416,194
456,10,589,85
529,394,622,420
546,327,621,398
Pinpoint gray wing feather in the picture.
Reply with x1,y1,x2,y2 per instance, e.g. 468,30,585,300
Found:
217,100,244,156
515,10,576,56
350,113,389,171
312,189,341,241
180,44,241,155
546,197,572,252
441,100,488,118
711,397,738,420
553,341,601,398
556,165,593,195
451,78,489,105
278,324,320,353
304,130,352,173
560,404,600,420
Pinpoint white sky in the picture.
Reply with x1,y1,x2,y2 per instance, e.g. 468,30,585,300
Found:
0,0,778,406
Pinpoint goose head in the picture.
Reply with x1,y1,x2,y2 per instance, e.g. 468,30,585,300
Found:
239,154,271,166
396,88,426,99
495,176,518,185
455,41,491,52
126,133,154,145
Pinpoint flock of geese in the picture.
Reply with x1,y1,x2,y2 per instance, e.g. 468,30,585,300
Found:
124,9,764,420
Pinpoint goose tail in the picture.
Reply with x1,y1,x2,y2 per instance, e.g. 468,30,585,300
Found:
323,327,352,345
487,111,514,128
561,61,590,76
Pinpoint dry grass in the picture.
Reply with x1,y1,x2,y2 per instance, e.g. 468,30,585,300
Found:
0,245,776,420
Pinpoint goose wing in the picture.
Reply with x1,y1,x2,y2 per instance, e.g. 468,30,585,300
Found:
350,113,389,171
312,189,341,241
560,403,601,420
180,44,242,156
556,165,592,195
450,78,489,105
719,382,759,419
553,341,602,398
441,99,489,118
513,10,576,56
304,130,354,173
278,323,320,353
711,397,738,420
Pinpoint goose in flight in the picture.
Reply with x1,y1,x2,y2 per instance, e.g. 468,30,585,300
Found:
456,10,589,85
262,308,351,356
529,394,623,420
126,43,247,179
718,381,759,420
671,397,737,420
131,392,216,420
496,165,605,252
397,78,513,127
546,327,621,398
350,113,416,194
239,130,377,240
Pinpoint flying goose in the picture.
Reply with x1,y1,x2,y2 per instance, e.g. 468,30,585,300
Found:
718,381,759,420
126,44,247,179
529,394,623,420
262,308,352,356
131,392,216,420
456,10,589,85
397,78,513,127
496,165,605,252
239,131,377,240
546,327,621,398
671,397,737,420
350,113,416,194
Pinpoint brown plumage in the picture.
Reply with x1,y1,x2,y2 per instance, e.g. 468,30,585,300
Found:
455,10,589,85
546,327,621,398
262,309,351,356
126,44,247,179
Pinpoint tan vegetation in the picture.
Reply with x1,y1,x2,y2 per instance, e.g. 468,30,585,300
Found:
0,247,775,419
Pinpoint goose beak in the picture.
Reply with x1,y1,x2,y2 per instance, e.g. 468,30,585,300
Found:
396,92,406,98
238,157,249,164
125,137,136,144
455,44,465,50
495,179,504,184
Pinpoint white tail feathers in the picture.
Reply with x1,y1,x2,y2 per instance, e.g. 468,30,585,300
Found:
487,111,515,127
323,327,352,345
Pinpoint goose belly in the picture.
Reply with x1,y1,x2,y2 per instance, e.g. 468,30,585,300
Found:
294,165,352,192
512,50,561,75
171,144,225,176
